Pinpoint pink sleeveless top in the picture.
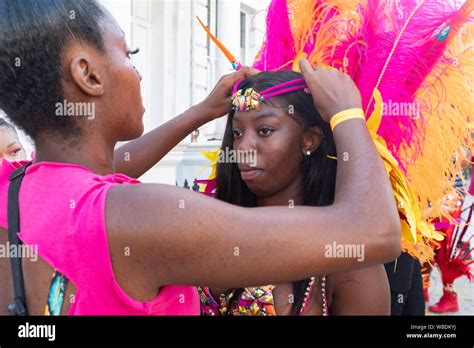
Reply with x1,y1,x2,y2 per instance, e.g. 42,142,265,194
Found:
0,160,199,315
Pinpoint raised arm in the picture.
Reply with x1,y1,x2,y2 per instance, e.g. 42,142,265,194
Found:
114,67,259,178
106,61,401,297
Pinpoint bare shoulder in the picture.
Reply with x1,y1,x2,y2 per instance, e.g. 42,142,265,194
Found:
327,264,388,292
103,184,180,301
326,264,390,315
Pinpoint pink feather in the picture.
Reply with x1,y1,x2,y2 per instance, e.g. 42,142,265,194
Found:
253,0,295,71
353,0,472,170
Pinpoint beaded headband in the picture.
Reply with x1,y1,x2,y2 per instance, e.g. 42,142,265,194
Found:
231,78,308,112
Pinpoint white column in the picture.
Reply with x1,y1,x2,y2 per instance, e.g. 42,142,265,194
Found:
216,0,241,76
140,0,189,185
245,0,269,60
214,0,241,139
190,0,214,141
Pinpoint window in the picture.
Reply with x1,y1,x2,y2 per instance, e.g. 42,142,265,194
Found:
205,0,217,95
240,12,247,64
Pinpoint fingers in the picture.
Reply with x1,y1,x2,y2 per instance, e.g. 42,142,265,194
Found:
299,57,313,76
299,58,328,88
227,67,259,85
241,66,260,77
219,66,260,93
299,58,325,94
300,58,349,79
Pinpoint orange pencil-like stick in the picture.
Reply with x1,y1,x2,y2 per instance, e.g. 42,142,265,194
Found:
196,16,241,70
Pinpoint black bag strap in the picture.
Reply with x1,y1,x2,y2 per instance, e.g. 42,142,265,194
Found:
7,162,33,316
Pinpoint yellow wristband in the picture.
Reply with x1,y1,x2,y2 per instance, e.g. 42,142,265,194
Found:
330,108,365,130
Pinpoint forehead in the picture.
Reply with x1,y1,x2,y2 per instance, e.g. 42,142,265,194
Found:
0,127,19,144
233,104,290,122
99,9,126,45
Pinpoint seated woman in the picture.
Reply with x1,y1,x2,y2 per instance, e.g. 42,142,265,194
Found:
200,70,390,315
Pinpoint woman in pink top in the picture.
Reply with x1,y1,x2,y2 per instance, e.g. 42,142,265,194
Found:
0,0,400,315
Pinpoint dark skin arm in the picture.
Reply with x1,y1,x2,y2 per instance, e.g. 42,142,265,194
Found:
327,265,391,315
106,60,401,301
113,105,211,178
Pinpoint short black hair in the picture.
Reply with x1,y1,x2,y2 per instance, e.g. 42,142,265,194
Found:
0,0,106,141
